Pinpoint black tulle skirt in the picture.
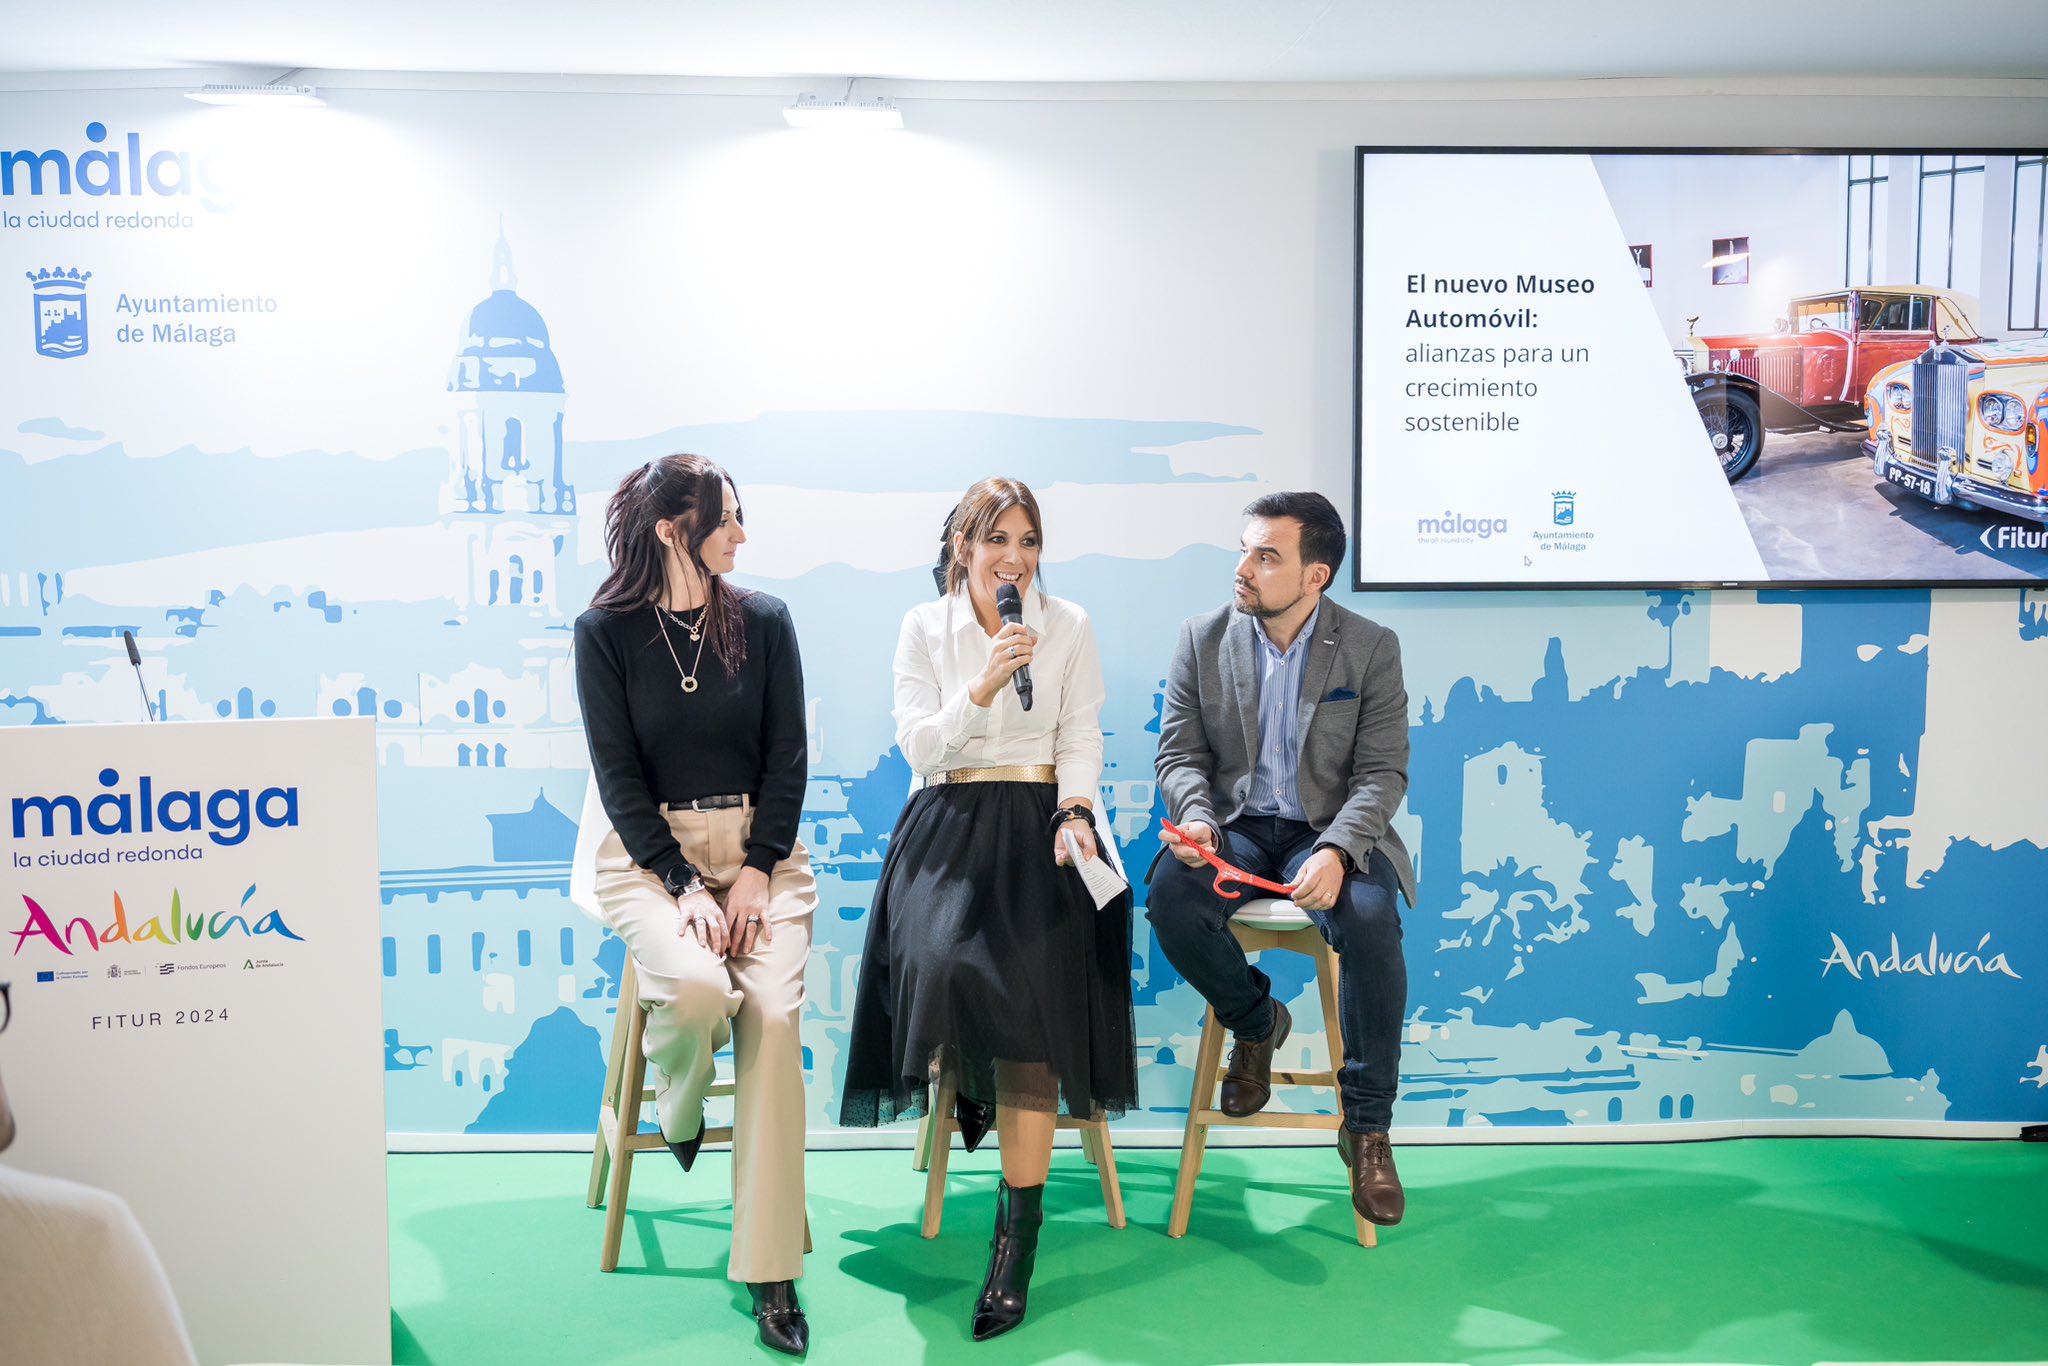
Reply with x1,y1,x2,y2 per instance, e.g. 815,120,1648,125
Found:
838,780,1137,1126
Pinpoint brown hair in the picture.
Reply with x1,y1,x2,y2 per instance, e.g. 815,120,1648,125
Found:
1243,489,1346,586
590,454,748,674
937,477,1044,597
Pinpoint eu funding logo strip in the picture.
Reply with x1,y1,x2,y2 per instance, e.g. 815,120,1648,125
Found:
0,717,389,1365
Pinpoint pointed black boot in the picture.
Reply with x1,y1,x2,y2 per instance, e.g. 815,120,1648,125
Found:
970,1179,1044,1341
664,1103,706,1173
955,1094,994,1153
747,1280,809,1356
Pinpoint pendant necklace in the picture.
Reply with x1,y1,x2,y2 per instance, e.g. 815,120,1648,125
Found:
660,602,708,642
655,604,710,694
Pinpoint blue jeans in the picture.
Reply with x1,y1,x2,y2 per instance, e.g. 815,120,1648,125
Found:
1146,814,1406,1132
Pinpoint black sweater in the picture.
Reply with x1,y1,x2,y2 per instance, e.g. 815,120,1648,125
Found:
573,593,807,887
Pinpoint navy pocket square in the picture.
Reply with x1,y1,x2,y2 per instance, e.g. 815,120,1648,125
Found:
1324,687,1359,702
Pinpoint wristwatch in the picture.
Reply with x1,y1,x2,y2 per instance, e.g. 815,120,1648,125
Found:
1315,843,1357,875
662,867,706,898
1048,803,1094,832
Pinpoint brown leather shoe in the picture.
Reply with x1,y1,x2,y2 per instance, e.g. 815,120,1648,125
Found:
1218,1000,1291,1118
1339,1127,1405,1226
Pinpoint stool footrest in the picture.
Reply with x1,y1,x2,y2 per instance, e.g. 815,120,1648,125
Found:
595,1110,675,1152
1193,1109,1343,1130
1210,1068,1339,1088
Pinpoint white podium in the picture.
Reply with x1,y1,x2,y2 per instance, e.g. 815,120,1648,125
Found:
1,718,389,1366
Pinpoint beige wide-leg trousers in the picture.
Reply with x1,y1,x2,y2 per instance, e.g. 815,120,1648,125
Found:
590,804,816,1283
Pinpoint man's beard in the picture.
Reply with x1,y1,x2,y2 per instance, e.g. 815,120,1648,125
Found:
1234,582,1304,620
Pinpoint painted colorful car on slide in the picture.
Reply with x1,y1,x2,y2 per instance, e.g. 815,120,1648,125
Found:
1862,338,2048,525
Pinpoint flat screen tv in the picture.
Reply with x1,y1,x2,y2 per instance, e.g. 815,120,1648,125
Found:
1352,147,2048,590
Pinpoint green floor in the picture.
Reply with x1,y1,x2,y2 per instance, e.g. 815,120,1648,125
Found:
389,1140,2048,1365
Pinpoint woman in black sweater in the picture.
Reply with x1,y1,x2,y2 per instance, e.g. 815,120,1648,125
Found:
572,454,816,1355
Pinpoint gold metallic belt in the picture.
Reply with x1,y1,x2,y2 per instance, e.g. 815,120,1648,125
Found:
929,764,1056,786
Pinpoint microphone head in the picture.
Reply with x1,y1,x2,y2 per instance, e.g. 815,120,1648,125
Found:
995,583,1022,619
123,630,141,666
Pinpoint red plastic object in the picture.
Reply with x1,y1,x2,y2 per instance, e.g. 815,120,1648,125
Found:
1158,818,1299,900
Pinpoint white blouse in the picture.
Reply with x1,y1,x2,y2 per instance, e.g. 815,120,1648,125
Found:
892,586,1106,805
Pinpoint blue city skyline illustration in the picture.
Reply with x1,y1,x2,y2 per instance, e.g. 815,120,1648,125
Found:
2,231,2043,1138
27,267,90,359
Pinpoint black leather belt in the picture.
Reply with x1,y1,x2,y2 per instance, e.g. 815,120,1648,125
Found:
661,793,751,812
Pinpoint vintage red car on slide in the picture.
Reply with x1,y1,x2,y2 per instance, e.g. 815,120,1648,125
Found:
1681,287,1980,480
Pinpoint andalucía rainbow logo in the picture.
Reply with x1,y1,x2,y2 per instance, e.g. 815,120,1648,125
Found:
10,885,304,956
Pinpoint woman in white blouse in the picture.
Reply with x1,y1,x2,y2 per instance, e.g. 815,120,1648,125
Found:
840,476,1136,1342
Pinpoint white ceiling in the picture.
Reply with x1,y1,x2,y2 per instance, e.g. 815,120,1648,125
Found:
9,0,2048,85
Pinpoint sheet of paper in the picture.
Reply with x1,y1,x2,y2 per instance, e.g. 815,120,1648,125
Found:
1063,826,1129,910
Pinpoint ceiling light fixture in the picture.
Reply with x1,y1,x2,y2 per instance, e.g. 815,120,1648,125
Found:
784,79,902,130
186,83,325,108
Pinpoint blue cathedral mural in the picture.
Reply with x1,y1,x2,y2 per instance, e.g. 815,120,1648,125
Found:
4,229,2045,1141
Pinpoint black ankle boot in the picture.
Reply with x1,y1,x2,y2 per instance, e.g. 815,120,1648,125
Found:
955,1094,994,1153
971,1179,1044,1341
748,1280,808,1356
664,1104,706,1173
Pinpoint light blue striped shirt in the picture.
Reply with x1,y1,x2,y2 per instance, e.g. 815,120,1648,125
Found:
1244,604,1319,822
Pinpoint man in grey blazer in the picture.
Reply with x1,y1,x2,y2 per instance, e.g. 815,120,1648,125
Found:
1149,490,1415,1224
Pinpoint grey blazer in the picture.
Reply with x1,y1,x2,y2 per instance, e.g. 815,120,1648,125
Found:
1154,597,1416,906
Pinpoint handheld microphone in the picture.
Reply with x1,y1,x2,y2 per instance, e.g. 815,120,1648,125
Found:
994,583,1033,711
122,630,156,722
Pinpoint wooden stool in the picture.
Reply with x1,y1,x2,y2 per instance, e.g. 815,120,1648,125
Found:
1167,897,1376,1248
585,955,810,1271
910,1082,1126,1237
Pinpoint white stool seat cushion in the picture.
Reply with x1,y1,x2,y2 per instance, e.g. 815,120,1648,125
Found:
1228,896,1313,930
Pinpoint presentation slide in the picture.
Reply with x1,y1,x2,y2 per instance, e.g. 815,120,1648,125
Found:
1352,149,2048,589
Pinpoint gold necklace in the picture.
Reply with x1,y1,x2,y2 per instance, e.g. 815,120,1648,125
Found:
654,604,710,693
